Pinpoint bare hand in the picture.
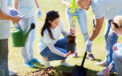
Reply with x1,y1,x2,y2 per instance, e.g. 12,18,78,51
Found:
66,51,72,57
105,64,113,76
70,28,75,35
11,16,23,23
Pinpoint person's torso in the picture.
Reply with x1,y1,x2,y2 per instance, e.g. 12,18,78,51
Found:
18,0,35,18
115,43,122,55
0,0,10,39
38,22,64,52
92,0,122,19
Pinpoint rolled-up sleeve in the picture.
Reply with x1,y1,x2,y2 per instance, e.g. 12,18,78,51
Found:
60,21,69,37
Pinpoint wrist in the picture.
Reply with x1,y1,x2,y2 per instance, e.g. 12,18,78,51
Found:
37,8,40,11
86,39,92,45
8,15,13,21
64,54,67,57
88,40,92,44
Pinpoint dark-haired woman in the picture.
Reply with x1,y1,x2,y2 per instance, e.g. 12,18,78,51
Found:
38,11,72,67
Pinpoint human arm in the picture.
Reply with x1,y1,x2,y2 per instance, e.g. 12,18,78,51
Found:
34,0,41,18
61,0,69,7
14,0,19,10
0,9,22,23
60,21,70,37
47,43,71,57
86,17,104,52
89,17,104,41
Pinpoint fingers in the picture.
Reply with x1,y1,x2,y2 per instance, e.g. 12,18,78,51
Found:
66,51,72,57
105,68,110,76
70,28,75,35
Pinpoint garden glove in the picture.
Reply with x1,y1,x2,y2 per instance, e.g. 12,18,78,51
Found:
86,40,92,52
9,8,19,16
37,8,41,19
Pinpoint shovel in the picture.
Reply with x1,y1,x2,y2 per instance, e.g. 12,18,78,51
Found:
71,51,87,76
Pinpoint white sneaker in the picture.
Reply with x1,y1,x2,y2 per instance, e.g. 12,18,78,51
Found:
60,62,72,67
97,69,106,76
96,60,107,66
41,57,51,67
9,70,17,76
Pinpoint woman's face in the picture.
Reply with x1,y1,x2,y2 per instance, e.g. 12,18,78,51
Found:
111,23,122,36
49,18,60,28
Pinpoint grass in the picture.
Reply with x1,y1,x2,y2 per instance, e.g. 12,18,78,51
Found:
8,0,122,76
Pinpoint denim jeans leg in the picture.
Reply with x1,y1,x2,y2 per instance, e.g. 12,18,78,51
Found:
0,39,9,76
76,9,89,43
55,37,67,50
40,47,66,61
106,31,118,71
104,20,111,61
66,8,74,30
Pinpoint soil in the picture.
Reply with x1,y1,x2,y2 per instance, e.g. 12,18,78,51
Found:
28,67,71,76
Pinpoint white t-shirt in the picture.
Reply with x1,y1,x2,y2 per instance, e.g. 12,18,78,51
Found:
38,21,68,57
92,0,122,19
0,0,10,39
114,43,122,55
18,0,35,18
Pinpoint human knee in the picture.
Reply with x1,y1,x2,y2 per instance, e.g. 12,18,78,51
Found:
113,52,120,62
83,33,89,42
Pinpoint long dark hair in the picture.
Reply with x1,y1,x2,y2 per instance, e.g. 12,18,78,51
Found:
41,11,59,39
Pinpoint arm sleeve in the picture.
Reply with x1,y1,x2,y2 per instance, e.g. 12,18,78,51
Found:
47,43,66,57
60,21,69,37
94,3,105,19
43,29,66,57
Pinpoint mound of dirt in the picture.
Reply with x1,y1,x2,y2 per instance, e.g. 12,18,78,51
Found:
28,67,71,76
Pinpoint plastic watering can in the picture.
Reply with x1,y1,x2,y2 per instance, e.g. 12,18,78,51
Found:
11,23,35,47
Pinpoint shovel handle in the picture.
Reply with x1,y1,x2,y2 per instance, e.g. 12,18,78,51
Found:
81,51,87,67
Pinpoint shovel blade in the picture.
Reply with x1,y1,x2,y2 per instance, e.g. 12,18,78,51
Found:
71,65,87,76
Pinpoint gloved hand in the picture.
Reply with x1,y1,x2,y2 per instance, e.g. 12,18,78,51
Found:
105,64,113,76
37,8,41,19
86,40,92,52
9,8,20,16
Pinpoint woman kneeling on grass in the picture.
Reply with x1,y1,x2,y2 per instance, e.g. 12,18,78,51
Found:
105,16,122,76
38,10,72,67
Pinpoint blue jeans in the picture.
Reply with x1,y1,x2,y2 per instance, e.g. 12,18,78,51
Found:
0,39,9,76
104,20,118,71
40,38,67,61
66,8,89,43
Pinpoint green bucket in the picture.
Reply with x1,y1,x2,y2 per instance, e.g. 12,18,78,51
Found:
11,23,35,47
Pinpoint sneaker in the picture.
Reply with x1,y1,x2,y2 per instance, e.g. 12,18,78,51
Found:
97,69,106,76
41,57,51,67
9,70,17,76
96,60,107,66
24,61,35,68
88,53,95,61
31,58,40,64
71,52,78,58
60,62,72,67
